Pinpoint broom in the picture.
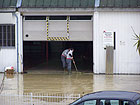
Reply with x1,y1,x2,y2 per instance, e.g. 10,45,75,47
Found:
72,59,78,72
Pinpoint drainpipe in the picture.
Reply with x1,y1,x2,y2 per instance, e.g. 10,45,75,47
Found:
14,0,22,73
14,13,19,73
95,0,100,8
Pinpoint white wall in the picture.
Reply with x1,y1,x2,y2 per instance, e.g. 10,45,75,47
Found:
70,21,93,41
0,48,16,72
23,21,47,41
23,19,92,41
94,11,140,74
0,13,16,72
0,13,13,24
0,13,23,72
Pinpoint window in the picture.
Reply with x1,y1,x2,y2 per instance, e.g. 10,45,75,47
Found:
84,100,96,105
25,16,46,20
49,16,67,20
24,16,92,20
70,16,92,20
137,99,140,105
77,100,96,105
100,100,133,105
100,100,119,105
0,24,15,47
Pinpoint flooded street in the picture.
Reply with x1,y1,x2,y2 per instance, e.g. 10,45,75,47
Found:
0,73,140,105
23,74,93,94
1,73,140,95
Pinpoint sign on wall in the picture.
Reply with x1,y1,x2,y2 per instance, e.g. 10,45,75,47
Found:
103,31,114,48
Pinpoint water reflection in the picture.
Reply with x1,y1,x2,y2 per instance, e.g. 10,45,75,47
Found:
0,73,140,95
93,75,140,93
23,74,93,95
6,74,14,79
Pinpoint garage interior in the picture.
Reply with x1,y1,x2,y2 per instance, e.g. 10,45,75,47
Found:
23,41,93,73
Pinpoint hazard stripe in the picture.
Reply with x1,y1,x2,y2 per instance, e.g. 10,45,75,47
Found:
46,17,49,37
46,16,70,41
67,16,69,33
67,16,70,38
47,37,69,41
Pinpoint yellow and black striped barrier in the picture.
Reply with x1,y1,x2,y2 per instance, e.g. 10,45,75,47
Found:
67,16,70,38
47,37,69,41
46,16,70,41
46,17,49,37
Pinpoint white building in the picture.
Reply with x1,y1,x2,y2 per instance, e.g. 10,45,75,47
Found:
0,0,22,73
0,0,140,74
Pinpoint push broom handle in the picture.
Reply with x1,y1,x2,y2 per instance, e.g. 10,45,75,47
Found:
72,59,78,72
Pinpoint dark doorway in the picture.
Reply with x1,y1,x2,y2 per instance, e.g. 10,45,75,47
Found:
23,41,93,73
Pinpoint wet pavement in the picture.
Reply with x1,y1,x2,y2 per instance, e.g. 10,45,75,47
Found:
0,73,140,95
23,73,93,94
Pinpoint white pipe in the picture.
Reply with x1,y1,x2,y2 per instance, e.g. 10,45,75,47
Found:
14,13,19,72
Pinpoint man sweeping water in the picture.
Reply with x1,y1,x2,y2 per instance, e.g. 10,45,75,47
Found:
61,48,74,74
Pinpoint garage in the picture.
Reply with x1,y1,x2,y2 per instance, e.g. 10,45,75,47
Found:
23,41,93,73
23,15,93,73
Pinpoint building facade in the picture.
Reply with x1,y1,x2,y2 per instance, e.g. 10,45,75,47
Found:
0,0,140,74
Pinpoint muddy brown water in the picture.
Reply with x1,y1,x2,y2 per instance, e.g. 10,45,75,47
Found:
23,74,93,94
1,73,140,95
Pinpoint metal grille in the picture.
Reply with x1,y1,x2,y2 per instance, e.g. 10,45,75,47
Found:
0,24,15,47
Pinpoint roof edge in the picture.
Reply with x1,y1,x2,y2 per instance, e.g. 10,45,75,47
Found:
0,8,16,12
18,7,140,13
18,8,95,12
94,7,140,12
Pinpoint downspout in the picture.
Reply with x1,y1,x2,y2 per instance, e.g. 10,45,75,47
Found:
95,0,100,8
14,0,22,73
14,13,19,72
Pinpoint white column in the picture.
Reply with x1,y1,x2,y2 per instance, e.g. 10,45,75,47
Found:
18,13,23,73
93,12,100,74
15,12,23,73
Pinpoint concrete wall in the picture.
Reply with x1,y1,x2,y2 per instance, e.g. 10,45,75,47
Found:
94,11,140,74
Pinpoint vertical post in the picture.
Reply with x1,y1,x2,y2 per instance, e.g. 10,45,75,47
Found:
14,13,19,72
46,16,49,40
78,94,80,98
30,93,33,105
93,12,99,73
46,16,49,65
67,16,70,40
46,41,48,65
106,46,114,74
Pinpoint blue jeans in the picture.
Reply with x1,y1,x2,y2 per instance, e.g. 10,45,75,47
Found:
66,59,71,73
61,55,66,69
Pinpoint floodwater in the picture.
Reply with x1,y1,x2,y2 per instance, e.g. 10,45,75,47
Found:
1,73,140,95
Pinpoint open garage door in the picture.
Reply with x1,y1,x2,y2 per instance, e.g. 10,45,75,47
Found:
23,15,93,73
23,16,92,41
23,41,93,73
